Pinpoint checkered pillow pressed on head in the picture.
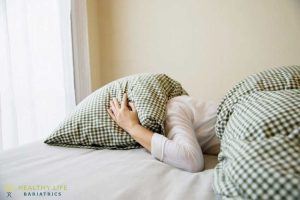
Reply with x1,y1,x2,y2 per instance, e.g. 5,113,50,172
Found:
44,73,188,150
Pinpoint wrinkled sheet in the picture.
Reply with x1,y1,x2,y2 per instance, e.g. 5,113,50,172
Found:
0,141,217,200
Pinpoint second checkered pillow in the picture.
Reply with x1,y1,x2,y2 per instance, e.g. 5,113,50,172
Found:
213,66,300,199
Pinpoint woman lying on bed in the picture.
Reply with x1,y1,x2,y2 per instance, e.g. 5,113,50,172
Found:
107,93,220,173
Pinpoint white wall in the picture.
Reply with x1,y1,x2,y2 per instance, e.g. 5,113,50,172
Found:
87,0,300,101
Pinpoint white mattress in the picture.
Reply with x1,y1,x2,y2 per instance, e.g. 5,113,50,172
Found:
0,141,217,200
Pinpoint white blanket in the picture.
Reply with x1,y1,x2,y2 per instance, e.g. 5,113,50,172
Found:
0,141,217,200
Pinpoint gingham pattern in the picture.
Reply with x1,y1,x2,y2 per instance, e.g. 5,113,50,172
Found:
44,73,188,150
213,66,300,199
216,65,300,139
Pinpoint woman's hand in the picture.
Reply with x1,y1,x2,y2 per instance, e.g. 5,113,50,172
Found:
107,93,140,133
107,93,153,152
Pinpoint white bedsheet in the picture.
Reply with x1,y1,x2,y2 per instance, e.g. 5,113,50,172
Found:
0,141,217,200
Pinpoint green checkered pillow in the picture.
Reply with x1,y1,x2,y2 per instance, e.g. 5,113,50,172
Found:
216,65,300,139
44,73,187,150
213,66,300,199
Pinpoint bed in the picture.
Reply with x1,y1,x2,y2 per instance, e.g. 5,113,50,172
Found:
0,140,218,200
2,66,299,200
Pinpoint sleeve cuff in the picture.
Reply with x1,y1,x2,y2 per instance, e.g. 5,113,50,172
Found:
151,133,167,161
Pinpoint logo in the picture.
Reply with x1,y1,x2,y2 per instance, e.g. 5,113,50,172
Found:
3,184,14,198
3,184,68,198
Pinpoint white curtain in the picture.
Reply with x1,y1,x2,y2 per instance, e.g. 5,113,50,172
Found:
0,0,76,151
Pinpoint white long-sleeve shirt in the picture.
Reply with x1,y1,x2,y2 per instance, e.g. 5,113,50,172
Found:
151,95,219,173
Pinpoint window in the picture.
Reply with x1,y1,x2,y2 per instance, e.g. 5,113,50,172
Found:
0,0,76,150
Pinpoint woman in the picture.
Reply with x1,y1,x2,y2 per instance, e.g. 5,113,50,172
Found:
107,93,220,173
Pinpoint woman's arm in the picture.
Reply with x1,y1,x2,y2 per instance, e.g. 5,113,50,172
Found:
151,99,204,172
107,93,153,152
108,93,204,172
